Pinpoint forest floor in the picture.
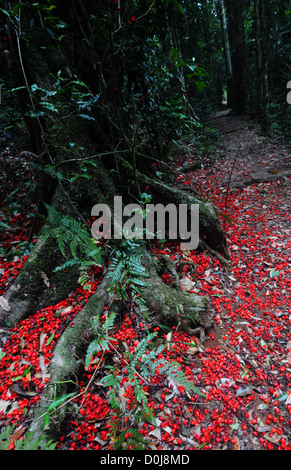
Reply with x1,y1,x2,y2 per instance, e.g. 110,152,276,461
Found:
0,112,290,451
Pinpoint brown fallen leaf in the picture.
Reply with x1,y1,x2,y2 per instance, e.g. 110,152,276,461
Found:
57,305,73,315
39,332,47,352
41,271,50,288
0,296,11,312
186,346,199,356
10,383,37,398
264,432,282,445
0,399,12,414
8,425,29,447
180,276,195,291
232,435,240,450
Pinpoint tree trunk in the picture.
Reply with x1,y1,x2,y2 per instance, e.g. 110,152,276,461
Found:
218,0,232,108
224,0,247,114
254,0,270,125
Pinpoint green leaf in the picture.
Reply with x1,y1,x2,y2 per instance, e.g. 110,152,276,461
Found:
78,113,95,120
25,110,45,118
12,365,32,381
31,83,40,92
12,3,23,16
22,365,32,377
41,101,59,112
46,332,55,346
172,0,184,14
169,47,178,61
42,413,50,430
0,8,10,16
230,422,240,431
8,86,26,93
195,81,206,92
47,392,75,412
278,393,288,402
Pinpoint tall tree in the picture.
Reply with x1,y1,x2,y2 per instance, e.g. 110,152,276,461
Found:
218,0,232,107
224,0,247,114
254,0,270,122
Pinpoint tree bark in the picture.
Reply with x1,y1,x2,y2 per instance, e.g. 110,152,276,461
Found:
254,0,270,124
218,0,232,108
224,0,247,114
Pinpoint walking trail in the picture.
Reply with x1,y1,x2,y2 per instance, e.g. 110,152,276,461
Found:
174,111,291,449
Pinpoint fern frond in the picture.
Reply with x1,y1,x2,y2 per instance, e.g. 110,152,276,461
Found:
85,337,114,369
54,258,81,271
153,359,206,397
114,428,148,450
128,332,157,369
0,425,56,450
102,310,118,332
43,204,103,284
131,277,151,287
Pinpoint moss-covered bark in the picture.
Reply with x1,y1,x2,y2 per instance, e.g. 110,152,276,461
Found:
120,157,229,260
0,147,117,327
137,249,212,332
29,275,115,442
0,233,80,327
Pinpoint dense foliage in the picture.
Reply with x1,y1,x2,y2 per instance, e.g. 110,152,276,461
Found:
1,1,289,162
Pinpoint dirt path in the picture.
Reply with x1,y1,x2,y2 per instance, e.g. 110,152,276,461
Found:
209,110,291,189
174,112,291,450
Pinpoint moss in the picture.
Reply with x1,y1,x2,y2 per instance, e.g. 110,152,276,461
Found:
120,157,228,257
144,278,211,330
133,248,212,331
10,226,79,314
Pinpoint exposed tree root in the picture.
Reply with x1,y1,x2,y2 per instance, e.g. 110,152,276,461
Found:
139,249,211,333
120,157,230,260
29,274,115,442
27,247,211,445
0,147,226,447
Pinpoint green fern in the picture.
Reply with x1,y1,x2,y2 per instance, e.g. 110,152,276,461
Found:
127,331,158,369
107,246,152,319
85,311,117,369
0,425,56,450
114,427,148,450
43,203,102,259
42,204,104,289
153,359,206,397
99,329,204,450
53,257,81,271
